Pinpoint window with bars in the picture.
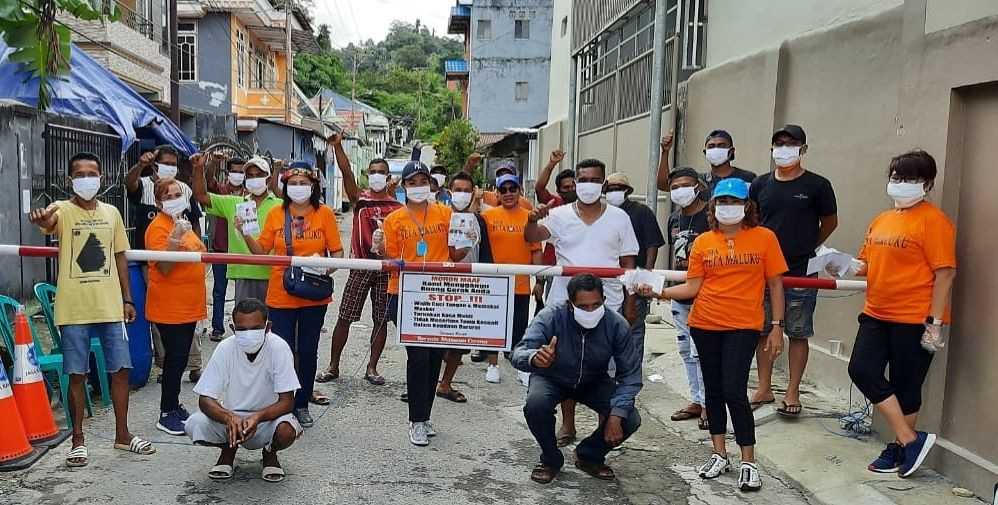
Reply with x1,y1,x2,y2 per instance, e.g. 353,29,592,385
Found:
515,19,530,39
477,19,491,40
236,30,245,87
177,22,197,82
251,49,268,88
515,81,529,101
682,0,707,71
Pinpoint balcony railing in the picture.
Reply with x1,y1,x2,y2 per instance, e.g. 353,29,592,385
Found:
114,1,169,56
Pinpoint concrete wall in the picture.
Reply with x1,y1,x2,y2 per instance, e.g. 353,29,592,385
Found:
468,0,553,132
545,0,573,123
704,0,902,66
180,13,233,114
924,0,998,33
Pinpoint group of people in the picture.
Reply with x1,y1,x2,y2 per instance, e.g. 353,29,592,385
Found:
26,122,955,491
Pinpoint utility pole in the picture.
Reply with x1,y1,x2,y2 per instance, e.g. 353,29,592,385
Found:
350,54,357,135
169,0,179,124
284,0,294,125
645,0,671,214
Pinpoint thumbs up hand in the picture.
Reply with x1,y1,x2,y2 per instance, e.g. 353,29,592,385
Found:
531,336,558,368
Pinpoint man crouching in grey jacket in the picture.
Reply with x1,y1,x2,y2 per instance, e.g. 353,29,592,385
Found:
511,273,643,484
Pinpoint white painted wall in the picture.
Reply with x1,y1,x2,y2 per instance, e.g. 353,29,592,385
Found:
925,0,998,33
546,0,573,123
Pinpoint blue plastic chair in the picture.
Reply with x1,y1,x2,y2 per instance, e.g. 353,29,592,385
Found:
34,283,110,407
0,296,93,428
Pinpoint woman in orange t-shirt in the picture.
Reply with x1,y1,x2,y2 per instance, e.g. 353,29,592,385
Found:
637,178,787,491
145,177,207,436
845,150,956,478
240,166,344,428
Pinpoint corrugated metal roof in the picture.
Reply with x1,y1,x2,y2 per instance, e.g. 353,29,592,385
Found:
444,59,468,74
477,133,508,148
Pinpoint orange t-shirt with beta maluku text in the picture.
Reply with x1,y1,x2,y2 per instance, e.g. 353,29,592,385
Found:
482,206,541,295
384,203,452,294
257,204,344,308
146,212,207,324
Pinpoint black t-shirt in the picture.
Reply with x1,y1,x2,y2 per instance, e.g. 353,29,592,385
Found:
620,201,666,269
127,181,203,251
750,171,837,276
703,166,757,193
668,205,710,305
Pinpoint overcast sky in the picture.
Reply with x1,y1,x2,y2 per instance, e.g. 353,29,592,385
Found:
311,0,456,48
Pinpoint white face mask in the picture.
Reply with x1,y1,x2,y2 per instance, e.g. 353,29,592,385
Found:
605,191,627,207
228,172,245,186
406,185,431,203
245,177,269,196
427,192,437,204
368,173,388,192
451,191,473,211
772,146,801,169
431,174,447,188
576,182,603,204
572,303,605,330
161,196,189,217
286,185,313,204
705,147,731,167
234,328,266,354
886,181,926,208
714,204,746,225
670,186,698,208
157,163,178,179
72,176,101,201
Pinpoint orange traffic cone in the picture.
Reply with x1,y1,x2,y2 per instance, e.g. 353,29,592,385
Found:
0,362,45,472
11,306,59,442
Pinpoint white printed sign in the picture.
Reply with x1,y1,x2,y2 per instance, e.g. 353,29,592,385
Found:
398,273,515,350
236,200,260,236
12,344,43,385
0,364,12,399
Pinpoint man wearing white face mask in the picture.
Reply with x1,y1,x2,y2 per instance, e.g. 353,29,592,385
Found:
195,154,282,305
511,274,642,484
656,129,756,196
186,298,302,483
205,155,246,341
749,124,838,417
524,158,639,448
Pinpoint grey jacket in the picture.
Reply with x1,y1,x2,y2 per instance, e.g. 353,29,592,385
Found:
511,304,643,418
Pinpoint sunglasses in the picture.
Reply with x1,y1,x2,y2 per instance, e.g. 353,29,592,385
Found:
497,185,519,195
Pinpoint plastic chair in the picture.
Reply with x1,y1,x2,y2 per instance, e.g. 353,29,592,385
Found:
0,296,93,428
34,283,110,407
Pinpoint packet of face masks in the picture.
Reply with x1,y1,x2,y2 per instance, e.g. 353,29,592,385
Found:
236,200,259,236
620,268,665,295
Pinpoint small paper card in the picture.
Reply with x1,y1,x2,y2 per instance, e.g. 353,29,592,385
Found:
236,200,259,236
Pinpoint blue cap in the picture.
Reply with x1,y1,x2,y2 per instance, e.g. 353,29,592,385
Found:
401,161,431,180
712,178,749,199
496,174,521,188
705,129,733,145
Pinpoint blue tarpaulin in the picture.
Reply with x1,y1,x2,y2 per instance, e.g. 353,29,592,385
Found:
0,38,196,154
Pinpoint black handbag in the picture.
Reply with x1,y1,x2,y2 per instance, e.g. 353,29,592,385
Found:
282,211,334,301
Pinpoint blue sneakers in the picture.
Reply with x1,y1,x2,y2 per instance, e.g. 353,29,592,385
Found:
869,443,902,473
156,410,187,436
176,404,191,423
899,431,936,478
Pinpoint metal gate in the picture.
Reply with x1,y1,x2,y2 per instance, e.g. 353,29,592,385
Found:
40,124,140,281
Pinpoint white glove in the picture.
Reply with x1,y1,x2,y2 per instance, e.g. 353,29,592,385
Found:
371,228,385,253
169,219,192,244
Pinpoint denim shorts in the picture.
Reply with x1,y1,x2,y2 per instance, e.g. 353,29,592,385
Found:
59,322,132,375
763,283,818,339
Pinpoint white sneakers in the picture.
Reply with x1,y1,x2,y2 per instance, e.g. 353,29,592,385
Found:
698,453,762,491
698,453,730,478
517,370,531,387
424,421,437,437
485,365,501,383
409,422,429,446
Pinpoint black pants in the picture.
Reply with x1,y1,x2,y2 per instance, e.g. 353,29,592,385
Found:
156,322,197,413
406,346,446,422
848,313,934,415
523,374,641,468
691,327,758,447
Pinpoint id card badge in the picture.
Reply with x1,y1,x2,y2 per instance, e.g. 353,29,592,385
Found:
416,240,428,257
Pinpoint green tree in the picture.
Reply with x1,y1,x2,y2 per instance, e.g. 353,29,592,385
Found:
0,0,120,109
434,120,480,180
294,52,349,98
316,23,332,53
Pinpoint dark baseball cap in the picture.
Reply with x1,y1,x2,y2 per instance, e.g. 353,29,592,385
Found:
668,166,702,185
495,161,516,176
401,161,431,180
704,129,733,145
772,124,806,144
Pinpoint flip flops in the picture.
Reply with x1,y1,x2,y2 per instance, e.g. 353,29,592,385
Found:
113,436,156,455
435,390,467,403
310,391,331,406
315,370,339,383
208,464,234,480
555,433,576,447
66,445,88,467
777,401,803,417
364,374,386,386
750,399,775,411
261,466,286,483
670,408,701,421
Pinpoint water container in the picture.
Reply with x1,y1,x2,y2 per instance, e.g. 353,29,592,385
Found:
125,262,152,387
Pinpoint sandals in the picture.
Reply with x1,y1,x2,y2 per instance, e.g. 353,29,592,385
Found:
574,453,616,481
555,433,576,447
208,464,234,480
364,374,386,386
310,391,331,406
698,416,710,431
530,463,560,484
315,370,339,383
435,390,467,403
777,401,803,417
750,399,775,411
670,408,701,421
261,466,286,483
66,445,88,467
113,436,156,455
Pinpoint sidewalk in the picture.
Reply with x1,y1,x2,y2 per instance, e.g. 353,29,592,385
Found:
639,302,982,505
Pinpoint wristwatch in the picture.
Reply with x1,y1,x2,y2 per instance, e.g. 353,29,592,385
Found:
925,316,944,326
771,320,785,328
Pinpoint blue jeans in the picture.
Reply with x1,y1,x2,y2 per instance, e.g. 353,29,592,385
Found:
269,305,329,410
671,300,704,406
211,263,228,333
524,374,641,468
60,322,131,375
763,275,818,339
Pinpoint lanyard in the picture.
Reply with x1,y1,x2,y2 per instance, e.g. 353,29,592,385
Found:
403,203,429,239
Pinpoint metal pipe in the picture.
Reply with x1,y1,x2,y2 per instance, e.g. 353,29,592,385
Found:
645,0,671,213
565,55,578,171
